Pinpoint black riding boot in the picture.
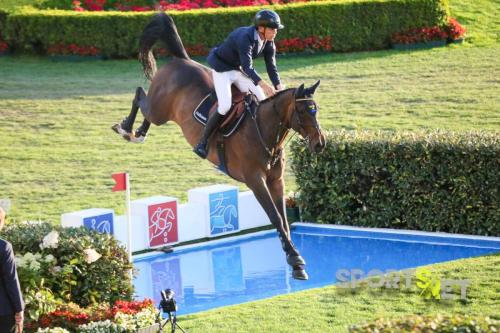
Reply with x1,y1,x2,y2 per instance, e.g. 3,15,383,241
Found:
193,112,224,158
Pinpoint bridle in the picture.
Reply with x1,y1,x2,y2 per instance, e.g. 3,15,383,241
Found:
250,94,321,169
293,97,322,140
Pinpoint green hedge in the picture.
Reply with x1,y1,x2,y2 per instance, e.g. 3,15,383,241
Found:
0,9,7,38
349,314,499,332
3,0,449,57
290,130,499,236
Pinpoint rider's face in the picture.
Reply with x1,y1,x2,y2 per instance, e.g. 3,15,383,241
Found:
258,26,278,41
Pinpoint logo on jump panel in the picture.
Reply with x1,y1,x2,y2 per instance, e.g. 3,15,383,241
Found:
83,213,114,234
148,201,178,247
209,190,239,235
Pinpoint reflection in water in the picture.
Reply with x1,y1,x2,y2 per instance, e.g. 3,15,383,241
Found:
133,227,499,315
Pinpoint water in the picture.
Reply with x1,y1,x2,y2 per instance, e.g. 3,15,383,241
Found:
133,224,500,315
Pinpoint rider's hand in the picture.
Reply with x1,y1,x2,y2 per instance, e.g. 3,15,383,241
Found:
15,311,23,333
258,80,276,97
276,84,286,91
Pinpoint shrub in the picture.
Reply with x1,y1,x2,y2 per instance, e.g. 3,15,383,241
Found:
1,222,134,310
3,0,449,57
0,9,9,52
349,314,499,332
290,130,499,236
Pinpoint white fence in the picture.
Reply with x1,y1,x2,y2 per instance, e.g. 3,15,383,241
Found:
61,185,270,253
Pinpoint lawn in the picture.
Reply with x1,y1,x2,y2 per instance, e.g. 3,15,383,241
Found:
0,0,498,331
177,254,500,332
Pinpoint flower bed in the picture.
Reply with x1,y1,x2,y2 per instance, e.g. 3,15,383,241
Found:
153,35,332,58
276,35,332,54
26,299,157,332
0,221,161,332
1,221,133,323
59,0,313,12
47,43,101,56
391,17,466,47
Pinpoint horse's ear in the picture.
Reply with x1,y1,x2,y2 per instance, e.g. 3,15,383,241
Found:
304,80,321,96
311,80,320,92
295,84,305,98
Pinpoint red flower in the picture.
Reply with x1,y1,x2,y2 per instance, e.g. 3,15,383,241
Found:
46,43,102,56
0,40,9,53
108,0,312,11
446,18,466,40
391,25,448,44
111,298,154,316
72,0,85,11
276,35,332,54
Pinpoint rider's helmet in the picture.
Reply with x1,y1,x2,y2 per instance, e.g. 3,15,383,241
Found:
254,10,284,30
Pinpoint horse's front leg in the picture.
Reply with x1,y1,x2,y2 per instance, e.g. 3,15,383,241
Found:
267,177,291,239
268,177,306,267
247,174,308,280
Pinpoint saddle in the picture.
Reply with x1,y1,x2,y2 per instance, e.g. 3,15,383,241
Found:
193,85,257,137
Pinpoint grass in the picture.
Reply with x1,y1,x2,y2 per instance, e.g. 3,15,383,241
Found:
176,254,500,332
0,0,498,332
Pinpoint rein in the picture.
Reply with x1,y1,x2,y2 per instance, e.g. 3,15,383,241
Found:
249,95,315,169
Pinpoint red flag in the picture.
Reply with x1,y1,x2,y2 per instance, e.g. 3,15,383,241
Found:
112,172,127,192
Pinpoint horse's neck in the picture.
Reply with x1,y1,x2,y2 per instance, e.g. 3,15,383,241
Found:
257,90,293,147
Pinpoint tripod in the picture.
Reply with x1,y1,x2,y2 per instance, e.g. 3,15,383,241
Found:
157,306,187,333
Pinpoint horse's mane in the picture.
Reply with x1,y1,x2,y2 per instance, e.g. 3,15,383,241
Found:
260,88,295,105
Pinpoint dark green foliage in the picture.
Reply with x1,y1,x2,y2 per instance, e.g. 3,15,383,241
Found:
349,314,499,332
290,130,499,236
0,9,7,36
3,0,449,57
1,222,134,306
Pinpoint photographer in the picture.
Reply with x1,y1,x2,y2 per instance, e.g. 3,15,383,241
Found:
0,207,24,333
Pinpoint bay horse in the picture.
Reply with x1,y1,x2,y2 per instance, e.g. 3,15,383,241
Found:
112,12,326,280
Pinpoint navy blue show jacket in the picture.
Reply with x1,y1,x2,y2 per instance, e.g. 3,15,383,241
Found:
0,239,24,316
207,26,281,88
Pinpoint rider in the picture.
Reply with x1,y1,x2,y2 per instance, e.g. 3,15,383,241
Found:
193,9,285,159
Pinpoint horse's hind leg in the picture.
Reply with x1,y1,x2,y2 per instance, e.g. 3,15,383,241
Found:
112,87,150,143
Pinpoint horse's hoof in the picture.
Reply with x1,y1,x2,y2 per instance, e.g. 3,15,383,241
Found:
292,267,309,280
130,134,146,143
287,255,306,266
111,124,132,142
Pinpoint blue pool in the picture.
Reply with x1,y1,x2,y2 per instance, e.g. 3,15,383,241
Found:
133,223,500,315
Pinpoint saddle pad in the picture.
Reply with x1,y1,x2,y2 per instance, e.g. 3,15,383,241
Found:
193,91,247,138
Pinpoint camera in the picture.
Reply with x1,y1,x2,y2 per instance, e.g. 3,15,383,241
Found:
160,289,178,313
157,289,186,333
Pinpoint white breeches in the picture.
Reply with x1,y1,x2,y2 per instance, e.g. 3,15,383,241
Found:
212,69,266,115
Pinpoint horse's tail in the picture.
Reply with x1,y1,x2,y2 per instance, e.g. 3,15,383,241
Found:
138,12,190,81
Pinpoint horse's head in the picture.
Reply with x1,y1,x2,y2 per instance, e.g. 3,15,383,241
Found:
291,81,326,153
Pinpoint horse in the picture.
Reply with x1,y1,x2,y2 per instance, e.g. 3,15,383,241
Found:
112,12,326,280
